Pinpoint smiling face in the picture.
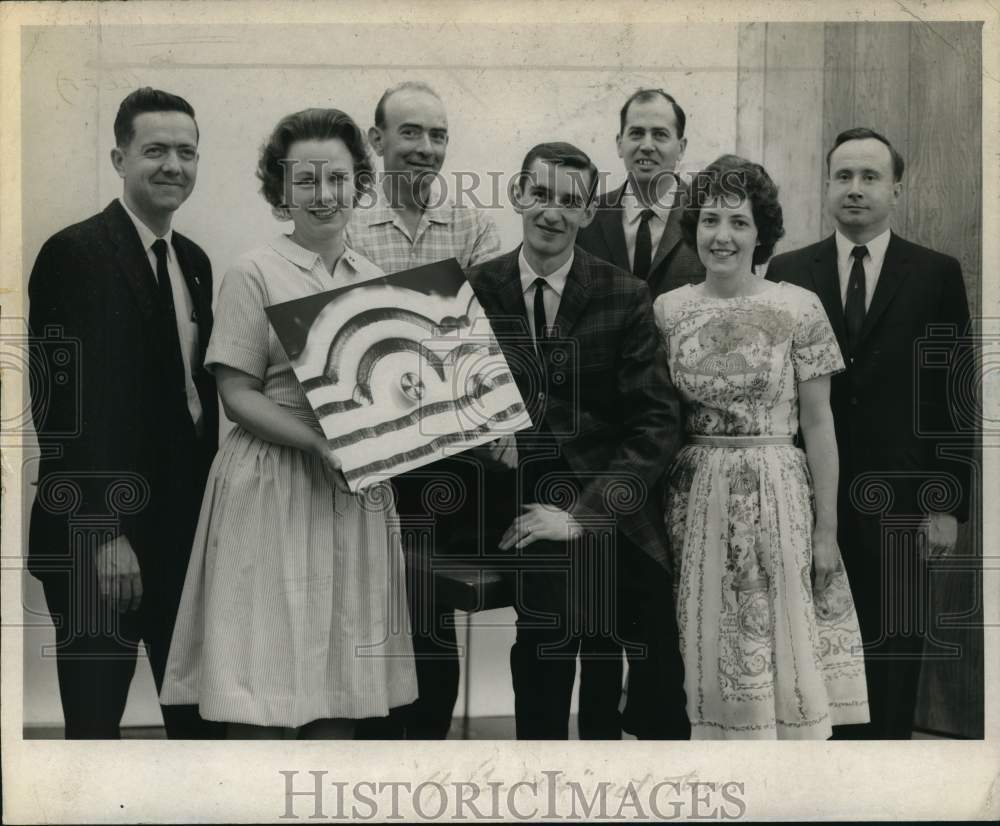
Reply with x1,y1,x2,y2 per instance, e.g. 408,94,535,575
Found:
825,137,901,244
111,110,198,230
284,137,356,247
369,89,448,189
696,196,759,280
514,159,596,272
616,96,687,202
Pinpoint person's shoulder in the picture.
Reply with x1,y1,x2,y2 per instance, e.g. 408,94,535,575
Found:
890,233,961,272
770,279,821,310
466,247,515,278
576,246,635,288
653,282,695,310
768,237,828,267
41,209,108,253
765,237,830,284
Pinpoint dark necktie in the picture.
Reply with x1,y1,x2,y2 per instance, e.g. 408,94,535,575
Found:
532,277,548,342
844,244,868,353
151,238,186,388
633,208,655,279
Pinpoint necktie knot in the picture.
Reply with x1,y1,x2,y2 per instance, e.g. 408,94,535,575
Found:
639,208,655,224
851,244,868,261
152,238,168,260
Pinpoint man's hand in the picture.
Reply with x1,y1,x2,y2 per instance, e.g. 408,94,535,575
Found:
96,534,143,612
474,433,518,471
499,503,583,549
925,511,958,558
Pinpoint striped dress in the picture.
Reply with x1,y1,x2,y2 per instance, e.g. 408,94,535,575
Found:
160,235,417,727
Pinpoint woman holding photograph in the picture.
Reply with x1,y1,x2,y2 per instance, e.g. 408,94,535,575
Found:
653,155,869,739
161,108,417,738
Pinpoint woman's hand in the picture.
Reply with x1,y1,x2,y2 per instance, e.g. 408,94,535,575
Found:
311,437,350,493
812,525,840,593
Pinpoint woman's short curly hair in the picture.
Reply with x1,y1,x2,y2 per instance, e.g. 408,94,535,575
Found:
257,108,374,208
680,154,785,268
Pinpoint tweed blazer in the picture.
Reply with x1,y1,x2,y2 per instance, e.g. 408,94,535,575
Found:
466,245,682,568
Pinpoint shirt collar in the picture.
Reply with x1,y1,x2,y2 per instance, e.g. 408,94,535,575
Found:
835,226,891,268
356,183,453,226
518,246,573,298
268,233,365,275
622,178,677,224
119,197,173,252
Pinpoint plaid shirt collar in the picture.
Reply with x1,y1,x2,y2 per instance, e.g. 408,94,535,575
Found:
356,184,454,228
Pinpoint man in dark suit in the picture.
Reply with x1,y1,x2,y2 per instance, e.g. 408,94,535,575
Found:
576,88,704,298
28,88,219,738
766,127,971,739
466,142,689,740
574,88,702,737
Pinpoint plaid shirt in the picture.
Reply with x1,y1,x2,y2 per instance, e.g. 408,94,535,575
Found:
346,188,501,274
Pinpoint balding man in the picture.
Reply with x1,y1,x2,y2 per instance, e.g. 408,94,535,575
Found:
348,81,502,739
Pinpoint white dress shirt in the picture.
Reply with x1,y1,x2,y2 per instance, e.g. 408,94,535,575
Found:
518,247,573,342
621,180,677,272
119,198,203,431
835,227,891,311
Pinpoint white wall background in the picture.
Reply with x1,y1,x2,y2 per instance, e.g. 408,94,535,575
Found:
20,21,739,728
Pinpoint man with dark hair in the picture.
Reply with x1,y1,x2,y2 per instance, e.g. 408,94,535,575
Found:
28,87,218,738
574,88,704,739
467,141,690,740
766,127,971,739
577,88,704,299
348,81,501,740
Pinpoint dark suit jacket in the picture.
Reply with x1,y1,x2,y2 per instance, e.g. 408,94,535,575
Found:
576,181,704,298
27,199,218,580
766,232,971,524
466,245,682,569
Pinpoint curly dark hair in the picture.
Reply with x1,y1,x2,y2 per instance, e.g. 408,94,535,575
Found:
681,154,785,269
257,108,374,208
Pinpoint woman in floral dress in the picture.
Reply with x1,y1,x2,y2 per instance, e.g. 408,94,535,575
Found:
161,109,417,737
653,155,869,739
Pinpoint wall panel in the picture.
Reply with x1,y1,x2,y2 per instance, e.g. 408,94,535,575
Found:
738,20,983,739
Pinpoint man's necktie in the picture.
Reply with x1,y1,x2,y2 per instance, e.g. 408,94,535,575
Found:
151,238,186,387
533,277,548,342
633,208,655,280
844,244,868,353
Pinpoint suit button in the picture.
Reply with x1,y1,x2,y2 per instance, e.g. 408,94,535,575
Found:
850,397,858,406
537,392,546,402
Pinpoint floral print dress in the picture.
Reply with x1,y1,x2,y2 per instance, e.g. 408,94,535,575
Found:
654,281,869,739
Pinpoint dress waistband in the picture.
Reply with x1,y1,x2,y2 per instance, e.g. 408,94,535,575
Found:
687,435,795,448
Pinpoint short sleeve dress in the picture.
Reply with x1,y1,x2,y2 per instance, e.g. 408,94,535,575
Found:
161,235,417,727
653,281,869,739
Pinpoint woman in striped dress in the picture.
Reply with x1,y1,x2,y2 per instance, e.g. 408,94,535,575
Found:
160,109,417,737
653,155,869,739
